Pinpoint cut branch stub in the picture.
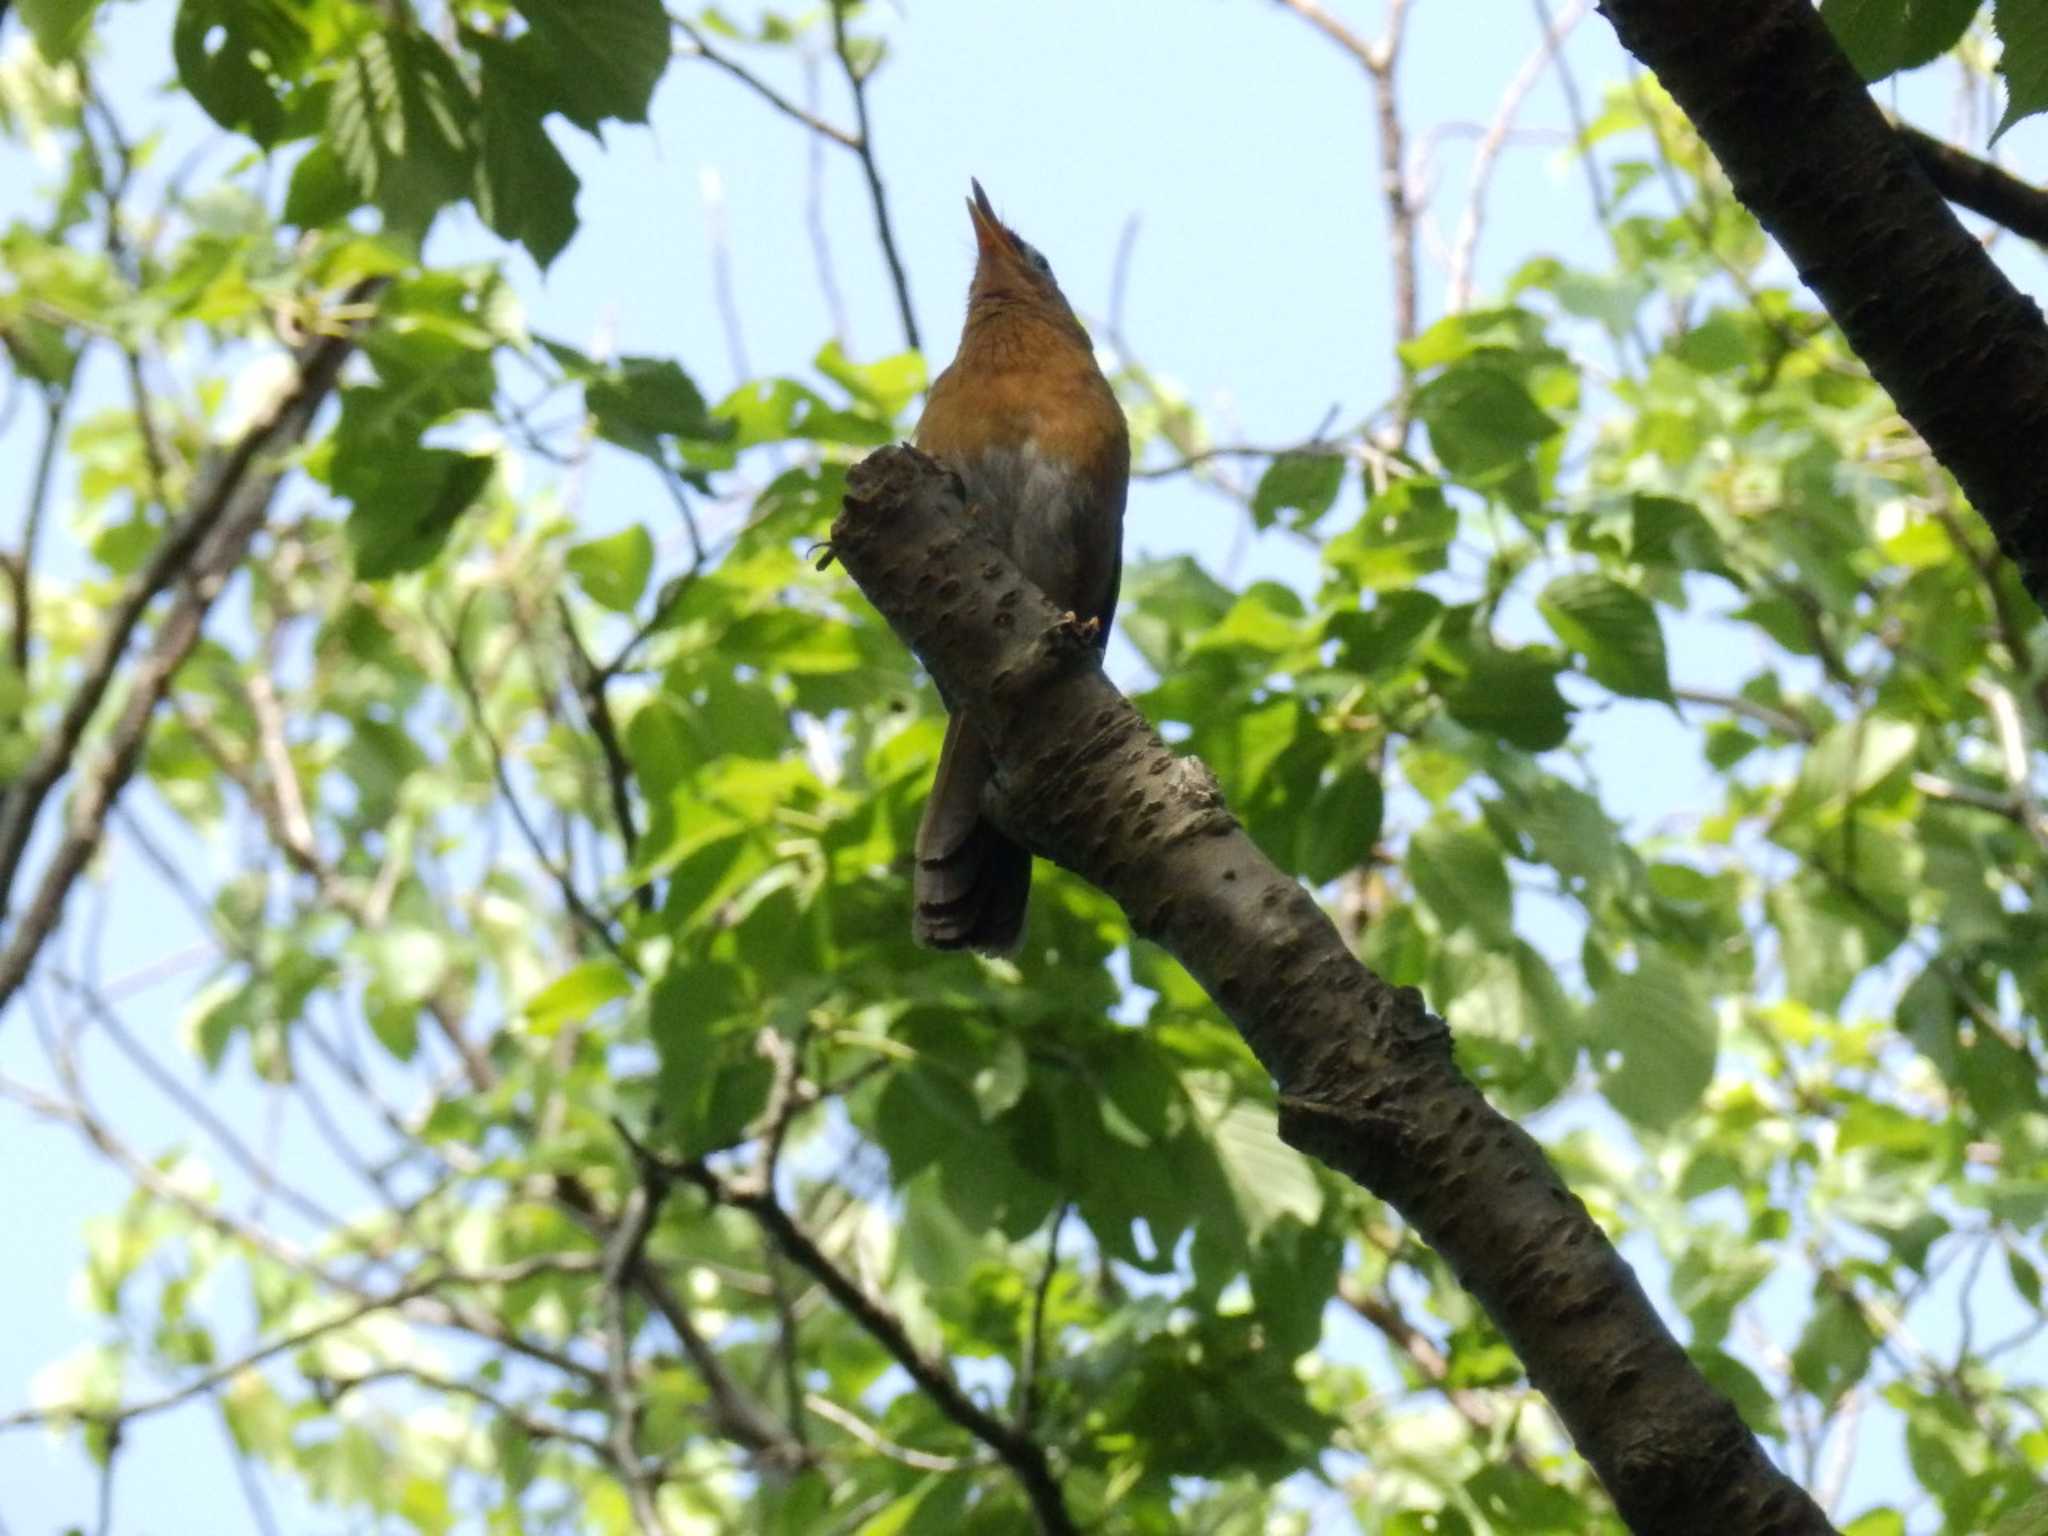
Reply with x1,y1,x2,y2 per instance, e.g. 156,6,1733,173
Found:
831,443,1838,1536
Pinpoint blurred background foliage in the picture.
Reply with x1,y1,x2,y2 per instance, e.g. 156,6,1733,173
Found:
0,1,2045,1533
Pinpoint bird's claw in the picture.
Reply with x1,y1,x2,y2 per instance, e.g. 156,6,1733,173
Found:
1060,611,1101,643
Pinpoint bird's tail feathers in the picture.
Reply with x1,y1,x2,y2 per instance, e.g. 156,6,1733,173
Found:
914,716,1031,955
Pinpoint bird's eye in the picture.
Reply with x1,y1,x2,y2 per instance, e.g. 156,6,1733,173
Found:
1019,240,1053,278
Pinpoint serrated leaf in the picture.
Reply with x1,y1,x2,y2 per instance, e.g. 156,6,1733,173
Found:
328,32,475,233
1538,571,1672,701
585,357,721,458
1324,590,1443,677
814,341,926,420
513,0,669,128
1996,0,2048,136
473,36,582,266
1826,0,1979,79
284,139,359,229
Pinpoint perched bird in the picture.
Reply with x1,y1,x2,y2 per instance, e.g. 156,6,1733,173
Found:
911,180,1130,954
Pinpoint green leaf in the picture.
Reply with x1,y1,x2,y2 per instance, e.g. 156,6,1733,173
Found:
814,341,926,420
1443,649,1573,751
523,959,633,1034
1538,572,1672,701
1630,494,1735,579
328,31,476,234
1413,365,1559,481
567,525,655,612
283,140,360,229
1296,763,1383,884
1191,1080,1323,1240
344,448,494,579
1324,590,1443,677
19,0,102,61
472,36,583,267
583,356,722,459
1325,480,1457,591
1825,0,1982,80
1995,0,2048,136
1791,1287,1873,1404
512,0,669,128
1250,452,1344,531
1780,718,1917,830
1410,821,1513,943
171,0,307,144
1590,952,1718,1129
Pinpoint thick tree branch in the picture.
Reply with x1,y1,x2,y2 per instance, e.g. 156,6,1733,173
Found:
1596,0,2048,615
831,445,1838,1536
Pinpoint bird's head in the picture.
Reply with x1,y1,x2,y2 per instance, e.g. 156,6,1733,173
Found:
963,179,1083,334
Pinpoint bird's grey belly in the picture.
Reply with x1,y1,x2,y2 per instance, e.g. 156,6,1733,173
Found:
957,442,1088,609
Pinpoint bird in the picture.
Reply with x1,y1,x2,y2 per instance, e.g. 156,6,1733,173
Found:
909,179,1130,955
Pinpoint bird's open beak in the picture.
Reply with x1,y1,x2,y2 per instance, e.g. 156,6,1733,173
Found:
966,178,1008,259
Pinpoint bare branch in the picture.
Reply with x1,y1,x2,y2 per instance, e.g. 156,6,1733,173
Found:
10,390,68,676
1447,0,1591,313
0,1277,443,1434
686,1155,1079,1536
672,17,859,150
439,601,628,961
1899,121,2048,247
556,597,649,911
805,1394,979,1472
1015,1202,1069,1435
602,1178,675,1536
828,0,919,353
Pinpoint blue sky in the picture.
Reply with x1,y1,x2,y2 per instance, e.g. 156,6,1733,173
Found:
1,2,2037,1530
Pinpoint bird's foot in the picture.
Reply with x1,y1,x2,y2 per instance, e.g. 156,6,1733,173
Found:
1059,611,1101,643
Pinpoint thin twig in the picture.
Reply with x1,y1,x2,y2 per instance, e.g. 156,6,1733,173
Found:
829,0,919,352
804,1394,978,1472
699,167,753,384
687,1161,1079,1536
602,1175,674,1536
804,52,851,342
0,1278,443,1433
673,18,859,149
1015,1202,1069,1434
1447,0,1591,312
1531,0,1612,231
439,602,627,960
557,597,650,911
11,391,68,675
48,968,345,1233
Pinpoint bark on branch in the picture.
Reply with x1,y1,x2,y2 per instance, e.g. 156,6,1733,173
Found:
831,445,1837,1536
1597,0,2048,617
